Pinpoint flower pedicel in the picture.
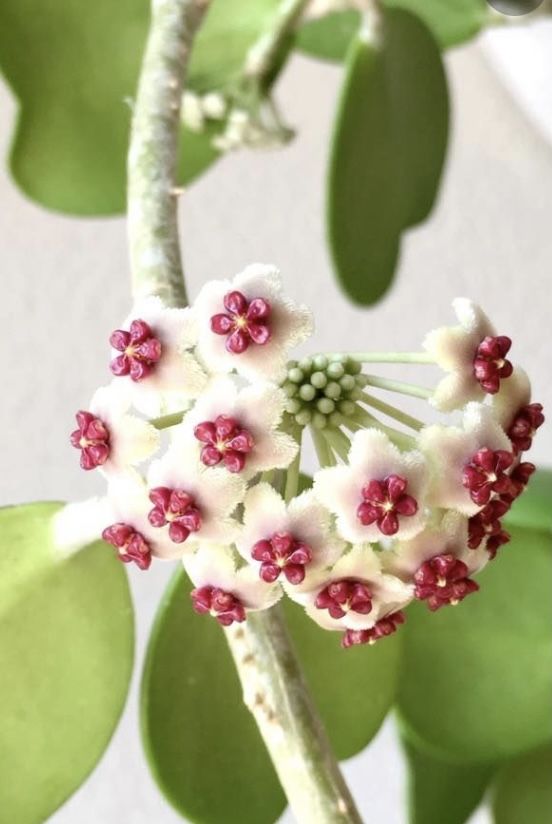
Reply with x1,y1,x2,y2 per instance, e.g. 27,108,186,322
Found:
54,268,544,649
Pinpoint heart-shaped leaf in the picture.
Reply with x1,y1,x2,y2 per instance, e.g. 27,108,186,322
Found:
491,743,552,824
401,737,494,824
297,1,488,62
397,524,552,763
141,568,286,824
0,502,134,824
283,599,402,759
0,0,284,215
327,8,449,304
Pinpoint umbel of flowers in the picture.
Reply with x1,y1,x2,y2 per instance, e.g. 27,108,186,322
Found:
56,265,544,649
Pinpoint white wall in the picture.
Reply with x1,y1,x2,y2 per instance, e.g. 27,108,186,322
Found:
1,20,550,824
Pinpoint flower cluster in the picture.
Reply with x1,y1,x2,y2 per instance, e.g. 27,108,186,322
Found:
55,266,543,650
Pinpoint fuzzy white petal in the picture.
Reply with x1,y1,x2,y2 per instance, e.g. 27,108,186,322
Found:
492,367,531,430
53,497,114,557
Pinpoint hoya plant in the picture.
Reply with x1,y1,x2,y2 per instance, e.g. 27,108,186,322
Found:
0,1,551,824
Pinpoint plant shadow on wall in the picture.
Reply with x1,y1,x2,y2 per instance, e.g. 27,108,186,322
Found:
0,2,551,824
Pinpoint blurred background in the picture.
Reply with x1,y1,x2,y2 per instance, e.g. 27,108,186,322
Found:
1,13,551,824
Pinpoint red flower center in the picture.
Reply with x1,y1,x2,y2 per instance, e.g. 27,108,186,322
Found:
148,486,202,543
501,460,536,504
251,531,313,584
356,474,418,536
102,523,152,570
341,611,405,648
462,448,515,506
191,585,246,626
507,403,544,453
194,415,255,473
413,553,478,611
109,319,162,382
210,290,272,354
70,411,110,470
473,335,513,394
468,499,510,558
315,579,373,620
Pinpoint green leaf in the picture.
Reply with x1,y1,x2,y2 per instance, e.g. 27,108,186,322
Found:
188,0,281,93
0,0,224,215
296,2,488,62
492,743,552,824
401,737,493,824
0,502,134,823
296,10,361,63
504,468,552,534
284,599,402,759
141,569,285,824
327,9,449,304
397,525,552,763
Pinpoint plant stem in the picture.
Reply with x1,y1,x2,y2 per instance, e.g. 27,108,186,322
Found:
351,408,415,450
244,0,311,85
127,0,211,306
226,609,362,824
347,352,435,364
311,427,336,467
130,2,362,820
358,392,425,432
323,427,351,462
150,410,186,429
361,374,433,400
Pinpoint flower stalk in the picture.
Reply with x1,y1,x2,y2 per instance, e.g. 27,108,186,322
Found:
127,0,362,820
225,609,362,824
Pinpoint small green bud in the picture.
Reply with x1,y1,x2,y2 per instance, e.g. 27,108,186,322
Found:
338,399,356,417
299,356,313,373
313,354,329,370
324,381,342,400
288,367,304,384
299,383,316,402
339,374,356,393
349,388,362,401
310,371,327,389
327,362,345,379
328,411,343,428
347,358,362,375
295,408,312,426
317,397,335,415
311,411,327,430
283,381,297,397
286,398,302,414
330,353,347,363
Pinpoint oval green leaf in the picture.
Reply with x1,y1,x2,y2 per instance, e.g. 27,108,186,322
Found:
0,0,228,215
401,737,493,824
141,568,286,824
327,8,449,304
0,502,134,823
397,525,552,762
297,1,488,62
492,743,552,824
504,468,552,534
284,599,402,759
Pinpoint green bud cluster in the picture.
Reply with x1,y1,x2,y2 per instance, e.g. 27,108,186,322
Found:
282,355,364,430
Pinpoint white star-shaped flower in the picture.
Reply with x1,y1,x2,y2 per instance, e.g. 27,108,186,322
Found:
109,295,207,416
192,263,314,383
146,443,245,548
235,482,344,586
419,402,513,516
286,545,413,632
382,512,488,583
424,298,512,412
175,375,298,478
184,544,282,624
70,383,160,475
492,367,530,431
53,471,178,566
313,429,429,543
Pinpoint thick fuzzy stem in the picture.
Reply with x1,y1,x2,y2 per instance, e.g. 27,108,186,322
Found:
226,608,362,824
129,2,361,820
127,0,211,306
